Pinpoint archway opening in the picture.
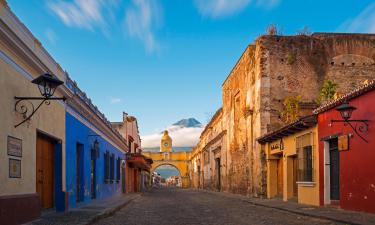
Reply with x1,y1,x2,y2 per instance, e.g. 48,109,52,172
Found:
154,164,182,188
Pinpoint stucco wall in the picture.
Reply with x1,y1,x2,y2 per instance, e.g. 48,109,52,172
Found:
318,90,375,213
0,53,66,196
65,112,124,208
264,127,320,206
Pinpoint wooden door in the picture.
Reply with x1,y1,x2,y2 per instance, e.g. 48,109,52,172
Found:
292,157,298,197
277,159,283,196
36,135,55,209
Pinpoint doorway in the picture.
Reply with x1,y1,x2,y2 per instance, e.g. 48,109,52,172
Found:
197,165,201,188
36,134,55,209
90,151,96,199
277,159,284,196
292,157,298,198
329,139,340,201
76,143,84,203
215,158,221,191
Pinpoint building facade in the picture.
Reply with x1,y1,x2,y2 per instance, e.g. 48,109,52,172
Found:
258,116,320,206
65,77,128,209
221,33,375,197
314,80,375,214
0,2,136,224
0,1,70,223
189,108,226,191
112,113,152,193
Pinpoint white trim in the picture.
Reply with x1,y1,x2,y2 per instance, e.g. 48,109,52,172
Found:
296,182,315,187
66,105,125,152
324,141,331,205
0,50,33,81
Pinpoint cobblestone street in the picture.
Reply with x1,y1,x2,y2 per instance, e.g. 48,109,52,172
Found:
94,188,343,225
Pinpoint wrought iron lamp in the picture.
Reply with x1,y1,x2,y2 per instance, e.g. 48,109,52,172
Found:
330,101,369,143
14,73,66,128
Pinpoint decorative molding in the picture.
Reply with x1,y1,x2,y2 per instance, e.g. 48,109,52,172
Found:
66,105,126,152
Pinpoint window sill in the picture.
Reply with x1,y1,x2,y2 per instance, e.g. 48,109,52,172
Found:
296,181,315,187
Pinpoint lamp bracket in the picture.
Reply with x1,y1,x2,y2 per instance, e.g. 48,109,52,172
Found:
330,119,369,143
14,96,66,128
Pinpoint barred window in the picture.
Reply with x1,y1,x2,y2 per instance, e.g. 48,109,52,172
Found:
116,157,121,182
110,153,115,182
296,133,314,182
104,151,110,183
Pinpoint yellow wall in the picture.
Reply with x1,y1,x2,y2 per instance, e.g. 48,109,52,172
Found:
0,57,66,196
265,126,320,206
143,151,191,188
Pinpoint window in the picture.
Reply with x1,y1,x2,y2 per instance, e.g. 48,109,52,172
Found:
110,153,115,183
104,151,110,183
116,157,121,182
296,133,314,182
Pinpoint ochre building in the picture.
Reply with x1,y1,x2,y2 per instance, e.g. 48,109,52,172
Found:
143,131,191,188
258,116,320,206
190,32,375,197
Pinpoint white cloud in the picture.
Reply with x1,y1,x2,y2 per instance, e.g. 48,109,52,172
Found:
194,0,280,18
142,125,204,148
124,0,162,53
338,3,375,33
194,0,251,17
110,97,122,104
45,28,57,45
48,0,118,31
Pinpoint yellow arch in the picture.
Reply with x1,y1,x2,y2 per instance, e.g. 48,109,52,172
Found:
143,151,191,188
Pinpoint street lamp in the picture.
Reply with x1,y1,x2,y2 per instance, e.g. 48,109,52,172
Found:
330,101,369,143
336,102,356,121
32,73,64,98
14,73,66,128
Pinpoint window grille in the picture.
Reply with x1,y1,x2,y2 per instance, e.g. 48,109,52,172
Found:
104,151,110,183
296,133,315,182
110,153,115,182
116,157,121,182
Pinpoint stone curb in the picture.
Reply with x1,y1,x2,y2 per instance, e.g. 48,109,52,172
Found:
87,194,140,225
242,200,360,225
193,189,366,225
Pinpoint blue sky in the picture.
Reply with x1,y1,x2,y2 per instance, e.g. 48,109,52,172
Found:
8,0,375,136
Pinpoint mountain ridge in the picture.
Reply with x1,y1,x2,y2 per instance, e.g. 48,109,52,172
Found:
172,118,202,128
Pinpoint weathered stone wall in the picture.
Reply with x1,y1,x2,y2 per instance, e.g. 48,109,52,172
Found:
222,33,375,197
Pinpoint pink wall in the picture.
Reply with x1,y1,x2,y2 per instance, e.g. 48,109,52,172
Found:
318,90,375,213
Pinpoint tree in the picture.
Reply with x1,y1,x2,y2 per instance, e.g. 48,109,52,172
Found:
319,80,338,103
281,95,302,123
266,24,278,35
297,26,311,36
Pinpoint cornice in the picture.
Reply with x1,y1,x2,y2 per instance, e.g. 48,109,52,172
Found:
67,98,128,151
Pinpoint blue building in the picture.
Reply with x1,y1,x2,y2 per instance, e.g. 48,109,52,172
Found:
65,77,128,209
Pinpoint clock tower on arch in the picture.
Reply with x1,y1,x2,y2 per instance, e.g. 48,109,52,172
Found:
160,130,172,152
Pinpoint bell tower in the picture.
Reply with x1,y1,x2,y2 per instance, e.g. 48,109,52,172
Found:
160,130,172,152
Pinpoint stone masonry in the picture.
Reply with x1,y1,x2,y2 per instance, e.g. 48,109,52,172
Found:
194,33,375,197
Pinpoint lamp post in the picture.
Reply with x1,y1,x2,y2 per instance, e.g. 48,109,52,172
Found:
330,101,369,143
14,73,66,128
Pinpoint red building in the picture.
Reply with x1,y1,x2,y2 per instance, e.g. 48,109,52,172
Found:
314,81,375,214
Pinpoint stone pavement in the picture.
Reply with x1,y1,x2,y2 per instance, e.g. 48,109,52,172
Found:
94,188,348,225
26,193,140,225
198,189,375,225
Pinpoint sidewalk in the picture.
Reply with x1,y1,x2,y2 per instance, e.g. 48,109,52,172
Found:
198,189,375,225
26,193,140,225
